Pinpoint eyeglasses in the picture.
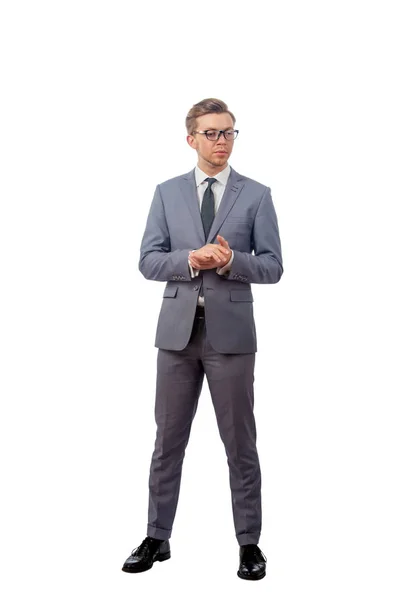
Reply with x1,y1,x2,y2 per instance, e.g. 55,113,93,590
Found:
192,129,239,141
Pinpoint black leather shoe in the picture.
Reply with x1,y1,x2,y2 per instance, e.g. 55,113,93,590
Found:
237,544,267,580
122,536,171,573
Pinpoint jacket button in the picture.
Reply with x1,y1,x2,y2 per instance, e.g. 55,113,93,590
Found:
193,285,199,291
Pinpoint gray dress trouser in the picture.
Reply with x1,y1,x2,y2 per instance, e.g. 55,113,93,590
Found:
146,308,262,546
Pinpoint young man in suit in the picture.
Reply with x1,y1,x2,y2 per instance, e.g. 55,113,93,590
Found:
122,98,283,580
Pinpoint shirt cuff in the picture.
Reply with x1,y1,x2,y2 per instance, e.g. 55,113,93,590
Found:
216,250,234,275
188,251,199,278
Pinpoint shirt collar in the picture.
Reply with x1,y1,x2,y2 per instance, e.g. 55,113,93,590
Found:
195,164,231,188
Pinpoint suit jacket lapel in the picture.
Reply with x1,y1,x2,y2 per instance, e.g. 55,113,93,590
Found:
178,167,245,245
207,168,244,243
179,169,206,244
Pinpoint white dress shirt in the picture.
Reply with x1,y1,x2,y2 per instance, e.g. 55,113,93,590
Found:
188,164,235,306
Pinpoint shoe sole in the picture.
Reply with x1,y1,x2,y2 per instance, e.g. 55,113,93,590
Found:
237,569,266,581
122,552,171,573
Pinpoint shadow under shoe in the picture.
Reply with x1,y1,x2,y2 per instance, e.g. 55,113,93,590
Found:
237,544,267,580
122,536,171,573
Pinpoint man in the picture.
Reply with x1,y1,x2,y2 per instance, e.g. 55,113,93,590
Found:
122,98,283,581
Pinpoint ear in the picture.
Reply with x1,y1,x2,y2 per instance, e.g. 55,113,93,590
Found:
187,134,197,150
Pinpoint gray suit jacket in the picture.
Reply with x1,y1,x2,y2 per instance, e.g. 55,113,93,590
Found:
139,167,283,354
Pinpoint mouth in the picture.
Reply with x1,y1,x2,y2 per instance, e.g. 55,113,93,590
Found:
214,151,227,155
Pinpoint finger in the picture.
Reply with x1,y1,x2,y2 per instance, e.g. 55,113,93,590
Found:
190,256,203,265
217,235,230,250
214,242,230,255
207,244,225,256
198,259,216,270
191,256,210,267
213,246,230,259
210,250,226,263
190,260,202,270
193,252,211,262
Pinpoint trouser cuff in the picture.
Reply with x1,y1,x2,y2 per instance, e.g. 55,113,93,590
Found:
237,532,261,545
147,525,171,541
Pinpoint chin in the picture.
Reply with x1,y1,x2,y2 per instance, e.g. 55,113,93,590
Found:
212,157,228,166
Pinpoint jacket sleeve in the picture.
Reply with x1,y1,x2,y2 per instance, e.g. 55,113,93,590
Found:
138,185,193,282
222,187,283,284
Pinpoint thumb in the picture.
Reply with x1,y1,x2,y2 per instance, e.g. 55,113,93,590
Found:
217,234,228,247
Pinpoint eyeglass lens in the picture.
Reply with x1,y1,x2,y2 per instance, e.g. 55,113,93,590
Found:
206,130,237,141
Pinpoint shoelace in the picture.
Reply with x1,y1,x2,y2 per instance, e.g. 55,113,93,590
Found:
242,544,266,562
131,537,156,558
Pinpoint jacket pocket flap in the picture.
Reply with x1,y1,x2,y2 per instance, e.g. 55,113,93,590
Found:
163,286,178,298
230,289,253,302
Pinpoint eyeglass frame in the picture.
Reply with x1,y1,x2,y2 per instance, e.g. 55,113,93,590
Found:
192,129,239,141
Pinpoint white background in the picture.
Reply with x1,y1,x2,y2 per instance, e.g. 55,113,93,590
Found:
1,1,399,598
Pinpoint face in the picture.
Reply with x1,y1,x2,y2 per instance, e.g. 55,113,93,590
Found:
187,112,235,175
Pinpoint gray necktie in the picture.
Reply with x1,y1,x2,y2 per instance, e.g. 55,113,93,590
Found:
201,177,217,239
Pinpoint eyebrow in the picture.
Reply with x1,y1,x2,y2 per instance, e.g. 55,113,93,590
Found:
203,127,234,131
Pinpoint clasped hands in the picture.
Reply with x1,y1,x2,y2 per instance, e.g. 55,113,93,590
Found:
189,235,232,271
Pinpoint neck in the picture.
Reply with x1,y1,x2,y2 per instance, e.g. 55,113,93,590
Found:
197,160,228,177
